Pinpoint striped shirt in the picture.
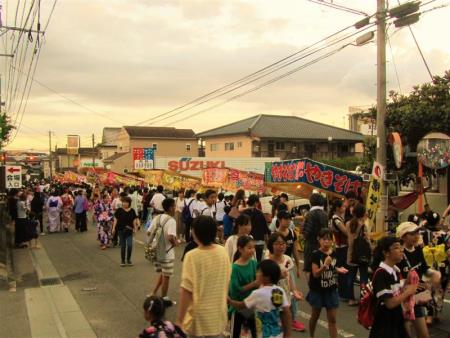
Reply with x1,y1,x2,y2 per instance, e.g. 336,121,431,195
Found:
181,244,231,336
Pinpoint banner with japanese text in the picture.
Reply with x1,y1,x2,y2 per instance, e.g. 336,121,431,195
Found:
366,177,382,227
264,158,362,196
202,168,265,192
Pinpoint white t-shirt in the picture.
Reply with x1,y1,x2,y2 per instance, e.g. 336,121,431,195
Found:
200,203,216,218
150,193,165,212
111,197,122,211
175,197,185,213
244,285,289,338
215,200,226,222
224,235,238,262
149,214,177,261
190,199,202,218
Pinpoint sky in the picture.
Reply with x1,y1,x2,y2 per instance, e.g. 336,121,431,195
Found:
3,0,450,151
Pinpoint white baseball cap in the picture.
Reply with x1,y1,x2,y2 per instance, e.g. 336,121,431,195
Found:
396,222,420,239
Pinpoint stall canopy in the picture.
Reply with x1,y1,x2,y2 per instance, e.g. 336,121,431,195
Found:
264,158,363,197
139,170,202,191
202,167,265,193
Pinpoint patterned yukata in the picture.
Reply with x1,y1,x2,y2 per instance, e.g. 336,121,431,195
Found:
94,200,113,246
61,194,74,230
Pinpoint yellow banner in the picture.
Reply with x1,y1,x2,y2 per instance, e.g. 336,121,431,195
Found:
366,177,382,228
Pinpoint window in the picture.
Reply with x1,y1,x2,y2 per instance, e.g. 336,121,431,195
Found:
225,142,235,151
186,144,191,151
275,142,285,150
152,143,158,151
237,141,243,148
210,143,219,151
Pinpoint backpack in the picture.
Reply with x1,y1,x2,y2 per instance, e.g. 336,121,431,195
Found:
358,268,383,329
351,226,372,265
181,199,194,225
145,215,172,263
48,198,58,208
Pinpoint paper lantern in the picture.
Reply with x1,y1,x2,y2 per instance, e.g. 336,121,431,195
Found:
417,132,450,169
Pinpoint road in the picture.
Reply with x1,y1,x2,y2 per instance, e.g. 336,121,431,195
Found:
1,223,449,338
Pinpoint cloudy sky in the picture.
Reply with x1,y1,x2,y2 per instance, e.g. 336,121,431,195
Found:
4,0,450,150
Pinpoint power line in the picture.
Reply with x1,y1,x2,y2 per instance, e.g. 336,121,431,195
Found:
134,19,367,126
142,2,446,127
163,42,355,127
387,33,402,94
306,0,369,16
149,23,376,127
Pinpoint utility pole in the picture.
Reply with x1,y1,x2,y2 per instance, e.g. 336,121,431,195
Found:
92,133,95,169
375,0,388,233
48,131,53,180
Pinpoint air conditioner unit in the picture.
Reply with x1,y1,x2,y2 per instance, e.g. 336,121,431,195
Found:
362,174,372,182
291,146,297,153
253,145,260,152
384,173,398,182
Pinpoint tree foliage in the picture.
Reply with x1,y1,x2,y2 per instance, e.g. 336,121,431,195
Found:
0,113,14,149
361,71,450,183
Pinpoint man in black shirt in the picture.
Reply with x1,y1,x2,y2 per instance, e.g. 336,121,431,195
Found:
242,194,270,262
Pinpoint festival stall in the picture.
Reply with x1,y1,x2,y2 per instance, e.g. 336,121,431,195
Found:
139,170,202,191
264,158,363,198
54,171,88,185
202,167,265,193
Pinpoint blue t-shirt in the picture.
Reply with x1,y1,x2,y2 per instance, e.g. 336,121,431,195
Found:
223,214,233,237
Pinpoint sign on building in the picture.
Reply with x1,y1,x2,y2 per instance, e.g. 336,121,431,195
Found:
133,148,154,170
4,166,22,189
67,135,80,155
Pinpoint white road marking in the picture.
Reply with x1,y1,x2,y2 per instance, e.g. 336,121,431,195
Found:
298,310,355,338
134,239,145,245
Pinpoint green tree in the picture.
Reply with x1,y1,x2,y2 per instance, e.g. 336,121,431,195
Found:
0,113,14,150
360,71,450,183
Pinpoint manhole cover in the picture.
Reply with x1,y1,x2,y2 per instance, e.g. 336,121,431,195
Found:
40,277,62,286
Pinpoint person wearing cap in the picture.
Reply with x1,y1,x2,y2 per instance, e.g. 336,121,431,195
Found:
396,222,441,338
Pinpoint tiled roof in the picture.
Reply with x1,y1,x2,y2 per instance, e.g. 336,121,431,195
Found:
54,148,98,156
123,126,196,139
197,114,364,141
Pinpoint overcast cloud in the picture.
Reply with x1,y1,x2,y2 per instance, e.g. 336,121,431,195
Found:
4,0,450,150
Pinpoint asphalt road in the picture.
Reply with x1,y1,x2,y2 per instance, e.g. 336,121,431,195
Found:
1,222,450,338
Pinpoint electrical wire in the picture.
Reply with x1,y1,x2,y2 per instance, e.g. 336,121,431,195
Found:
306,0,369,16
163,43,354,127
149,23,376,127
387,33,402,94
141,2,446,128
134,19,370,126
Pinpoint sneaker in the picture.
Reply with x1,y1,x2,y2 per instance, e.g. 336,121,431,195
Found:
120,262,126,267
64,228,69,233
40,232,46,236
127,261,133,266
292,320,305,332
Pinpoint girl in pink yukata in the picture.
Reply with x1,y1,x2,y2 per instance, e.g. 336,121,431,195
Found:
93,194,114,250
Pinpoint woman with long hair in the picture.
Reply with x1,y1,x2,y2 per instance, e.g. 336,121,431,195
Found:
345,203,369,306
329,199,349,300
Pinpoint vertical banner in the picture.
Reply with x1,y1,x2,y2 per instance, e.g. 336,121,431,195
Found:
366,162,383,228
67,135,80,155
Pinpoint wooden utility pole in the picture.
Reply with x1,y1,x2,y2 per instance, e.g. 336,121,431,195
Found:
49,131,53,180
375,0,388,233
92,134,95,169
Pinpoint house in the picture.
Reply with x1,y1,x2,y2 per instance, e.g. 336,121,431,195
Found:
53,147,101,172
98,127,121,160
197,114,364,160
103,126,198,173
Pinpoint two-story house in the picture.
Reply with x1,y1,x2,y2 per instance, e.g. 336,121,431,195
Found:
197,114,364,160
103,126,198,173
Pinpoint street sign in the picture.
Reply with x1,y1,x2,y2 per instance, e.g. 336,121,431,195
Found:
5,166,22,189
133,148,154,170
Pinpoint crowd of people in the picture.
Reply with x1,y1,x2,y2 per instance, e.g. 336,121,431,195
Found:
5,181,450,338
